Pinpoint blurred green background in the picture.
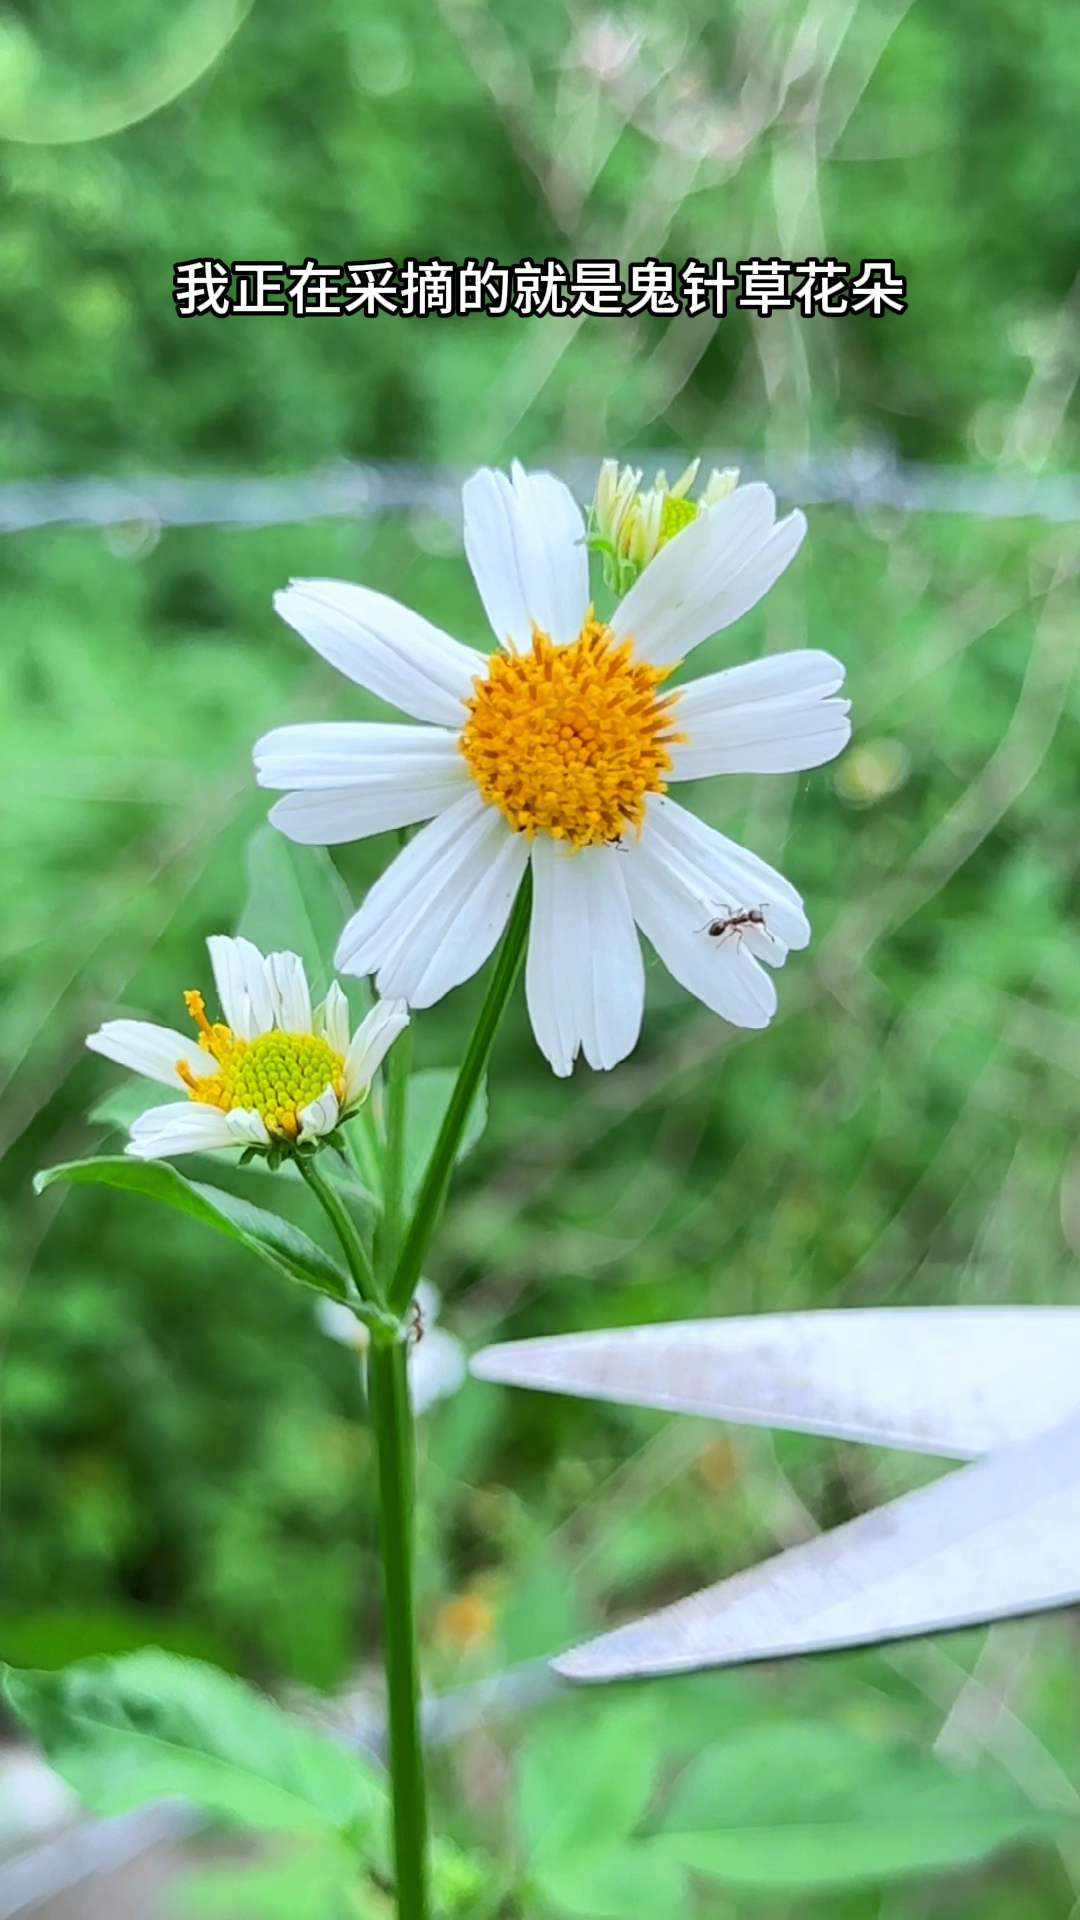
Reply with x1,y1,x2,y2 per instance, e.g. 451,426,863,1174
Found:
4,0,1080,1911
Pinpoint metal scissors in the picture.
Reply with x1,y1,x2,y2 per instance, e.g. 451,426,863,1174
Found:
470,1308,1080,1681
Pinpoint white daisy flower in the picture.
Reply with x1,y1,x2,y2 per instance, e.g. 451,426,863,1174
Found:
316,1280,467,1415
86,935,409,1161
254,462,851,1077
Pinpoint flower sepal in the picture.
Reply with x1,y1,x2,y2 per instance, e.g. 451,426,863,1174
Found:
239,1124,352,1175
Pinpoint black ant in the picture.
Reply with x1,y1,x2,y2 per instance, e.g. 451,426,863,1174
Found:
699,904,771,945
408,1298,425,1346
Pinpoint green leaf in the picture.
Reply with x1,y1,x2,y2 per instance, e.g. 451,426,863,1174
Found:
3,1651,386,1840
34,1157,350,1304
238,827,363,1012
655,1722,1070,1889
403,1068,487,1210
518,1699,659,1865
533,1841,684,1920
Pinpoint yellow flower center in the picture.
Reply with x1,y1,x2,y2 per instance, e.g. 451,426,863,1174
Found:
176,991,345,1139
659,494,698,544
458,618,684,848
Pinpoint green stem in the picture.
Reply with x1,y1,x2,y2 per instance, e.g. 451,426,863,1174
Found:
302,1155,430,1915
388,869,532,1315
297,1154,380,1306
368,1338,429,1920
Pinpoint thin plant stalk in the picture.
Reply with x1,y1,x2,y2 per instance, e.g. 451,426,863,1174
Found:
368,1337,429,1920
388,870,532,1315
303,878,534,1917
297,1154,379,1304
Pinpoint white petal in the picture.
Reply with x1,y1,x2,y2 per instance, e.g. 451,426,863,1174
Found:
207,936,275,1040
611,485,806,667
126,1102,240,1160
342,998,410,1104
315,1296,370,1350
335,792,530,1009
265,950,313,1032
317,981,351,1057
86,1020,213,1090
669,650,852,779
526,839,644,1077
463,463,589,650
641,793,809,945
409,1326,467,1414
224,1108,272,1146
623,796,809,1029
254,722,461,792
255,722,471,842
298,1084,340,1142
414,1279,441,1327
274,580,484,726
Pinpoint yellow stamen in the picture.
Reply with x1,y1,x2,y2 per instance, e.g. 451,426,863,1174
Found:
176,996,345,1139
458,617,684,848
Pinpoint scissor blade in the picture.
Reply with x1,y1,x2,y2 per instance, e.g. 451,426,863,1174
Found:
470,1308,1080,1459
553,1413,1080,1682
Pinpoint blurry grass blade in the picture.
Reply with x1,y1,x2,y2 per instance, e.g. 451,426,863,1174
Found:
554,1415,1080,1681
2,1651,385,1839
238,826,363,1009
654,1722,1068,1888
35,1156,351,1303
471,1308,1080,1458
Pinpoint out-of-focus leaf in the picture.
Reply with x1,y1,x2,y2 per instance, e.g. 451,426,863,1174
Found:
238,827,363,1010
518,1698,659,1864
34,1157,350,1302
3,1651,386,1840
532,1841,684,1920
403,1068,487,1210
655,1723,1069,1888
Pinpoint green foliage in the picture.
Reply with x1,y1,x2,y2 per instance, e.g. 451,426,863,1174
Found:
237,829,364,1017
34,1156,352,1303
655,1721,1069,1889
2,1650,386,1842
512,1698,1073,1915
402,1069,488,1213
518,1698,684,1918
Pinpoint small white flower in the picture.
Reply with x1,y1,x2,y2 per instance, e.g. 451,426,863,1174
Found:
86,935,408,1161
255,461,851,1077
316,1280,467,1415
